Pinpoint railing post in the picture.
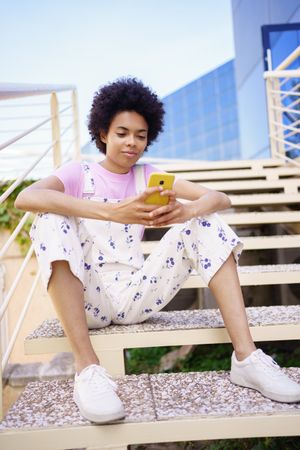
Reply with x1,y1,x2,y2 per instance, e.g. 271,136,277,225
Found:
0,348,2,421
273,78,285,156
265,76,285,158
72,89,81,160
50,92,62,168
0,264,5,421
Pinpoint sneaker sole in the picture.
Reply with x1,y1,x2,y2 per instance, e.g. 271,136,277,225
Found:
230,372,300,403
73,392,126,423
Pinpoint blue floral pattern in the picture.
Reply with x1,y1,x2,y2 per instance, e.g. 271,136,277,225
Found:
29,162,243,329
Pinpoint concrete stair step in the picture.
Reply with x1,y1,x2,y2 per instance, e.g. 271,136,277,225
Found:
200,178,300,193
229,193,300,206
1,369,299,449
157,158,286,172
24,305,300,355
176,167,300,182
185,263,300,288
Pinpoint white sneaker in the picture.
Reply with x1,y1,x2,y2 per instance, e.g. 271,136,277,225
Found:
73,364,126,423
230,349,300,403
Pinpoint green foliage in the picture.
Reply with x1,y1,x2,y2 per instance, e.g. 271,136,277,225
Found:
132,436,300,449
0,180,35,254
171,343,232,373
125,346,175,374
125,342,299,376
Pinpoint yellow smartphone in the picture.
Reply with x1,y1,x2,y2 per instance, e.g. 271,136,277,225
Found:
145,172,175,205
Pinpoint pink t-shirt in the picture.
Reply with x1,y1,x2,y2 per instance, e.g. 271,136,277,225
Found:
53,161,164,199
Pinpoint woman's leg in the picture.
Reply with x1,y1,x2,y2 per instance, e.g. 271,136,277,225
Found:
208,253,256,360
48,260,99,373
108,214,244,325
31,213,125,423
30,213,108,373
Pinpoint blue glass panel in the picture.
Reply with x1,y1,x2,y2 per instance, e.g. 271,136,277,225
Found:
186,104,201,121
270,30,300,69
188,120,202,137
202,76,216,99
222,139,240,160
171,111,185,127
190,136,204,153
221,123,239,141
204,113,218,132
204,130,220,148
221,107,238,126
149,58,239,161
203,97,218,113
173,127,186,143
220,89,235,108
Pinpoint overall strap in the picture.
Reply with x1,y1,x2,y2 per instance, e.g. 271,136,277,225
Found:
133,164,147,194
81,162,96,195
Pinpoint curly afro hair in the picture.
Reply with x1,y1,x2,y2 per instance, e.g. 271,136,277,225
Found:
87,77,165,153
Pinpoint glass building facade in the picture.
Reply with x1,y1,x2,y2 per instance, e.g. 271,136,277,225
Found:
149,60,241,161
232,0,300,159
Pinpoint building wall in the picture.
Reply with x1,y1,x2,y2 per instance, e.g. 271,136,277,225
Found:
149,60,241,161
231,0,300,159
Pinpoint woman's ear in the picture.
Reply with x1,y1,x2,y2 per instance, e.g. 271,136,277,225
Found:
99,130,107,144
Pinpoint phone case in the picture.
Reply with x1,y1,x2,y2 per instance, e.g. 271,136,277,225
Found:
145,172,175,205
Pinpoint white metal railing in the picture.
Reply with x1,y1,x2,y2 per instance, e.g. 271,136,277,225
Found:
0,83,81,419
265,46,300,166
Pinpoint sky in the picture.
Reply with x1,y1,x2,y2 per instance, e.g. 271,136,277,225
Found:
1,0,235,145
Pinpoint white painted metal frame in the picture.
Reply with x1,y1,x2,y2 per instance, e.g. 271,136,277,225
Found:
1,413,300,450
0,83,81,419
265,45,300,162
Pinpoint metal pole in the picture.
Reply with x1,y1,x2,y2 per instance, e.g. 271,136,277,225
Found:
0,264,6,420
72,89,81,160
50,92,62,167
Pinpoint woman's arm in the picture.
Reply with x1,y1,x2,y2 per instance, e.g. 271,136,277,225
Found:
14,176,113,219
148,178,231,226
174,178,231,214
14,176,163,225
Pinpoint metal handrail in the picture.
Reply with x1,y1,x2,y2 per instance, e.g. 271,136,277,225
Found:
264,69,300,79
270,120,300,134
274,150,300,167
0,83,80,419
271,135,300,150
269,89,300,97
265,45,300,163
0,212,31,259
0,245,35,320
0,82,76,100
0,105,71,152
275,45,300,70
271,105,300,115
2,269,41,369
0,141,56,204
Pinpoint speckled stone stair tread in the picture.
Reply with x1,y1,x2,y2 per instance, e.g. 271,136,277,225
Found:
238,263,300,273
25,305,300,339
150,368,300,421
1,369,300,431
0,374,155,430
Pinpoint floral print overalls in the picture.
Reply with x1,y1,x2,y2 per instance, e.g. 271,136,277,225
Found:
30,162,243,328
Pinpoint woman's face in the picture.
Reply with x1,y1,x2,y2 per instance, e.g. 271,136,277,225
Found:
100,110,148,173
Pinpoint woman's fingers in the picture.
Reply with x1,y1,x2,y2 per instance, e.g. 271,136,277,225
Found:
150,199,179,218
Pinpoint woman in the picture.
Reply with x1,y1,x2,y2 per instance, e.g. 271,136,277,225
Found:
15,77,300,423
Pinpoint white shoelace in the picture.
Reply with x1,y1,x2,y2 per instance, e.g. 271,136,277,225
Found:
78,364,117,393
254,349,285,378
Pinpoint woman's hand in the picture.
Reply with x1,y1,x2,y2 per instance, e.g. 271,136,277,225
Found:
108,186,168,225
148,189,195,226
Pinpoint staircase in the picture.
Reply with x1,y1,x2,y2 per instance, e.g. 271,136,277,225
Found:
1,158,300,450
